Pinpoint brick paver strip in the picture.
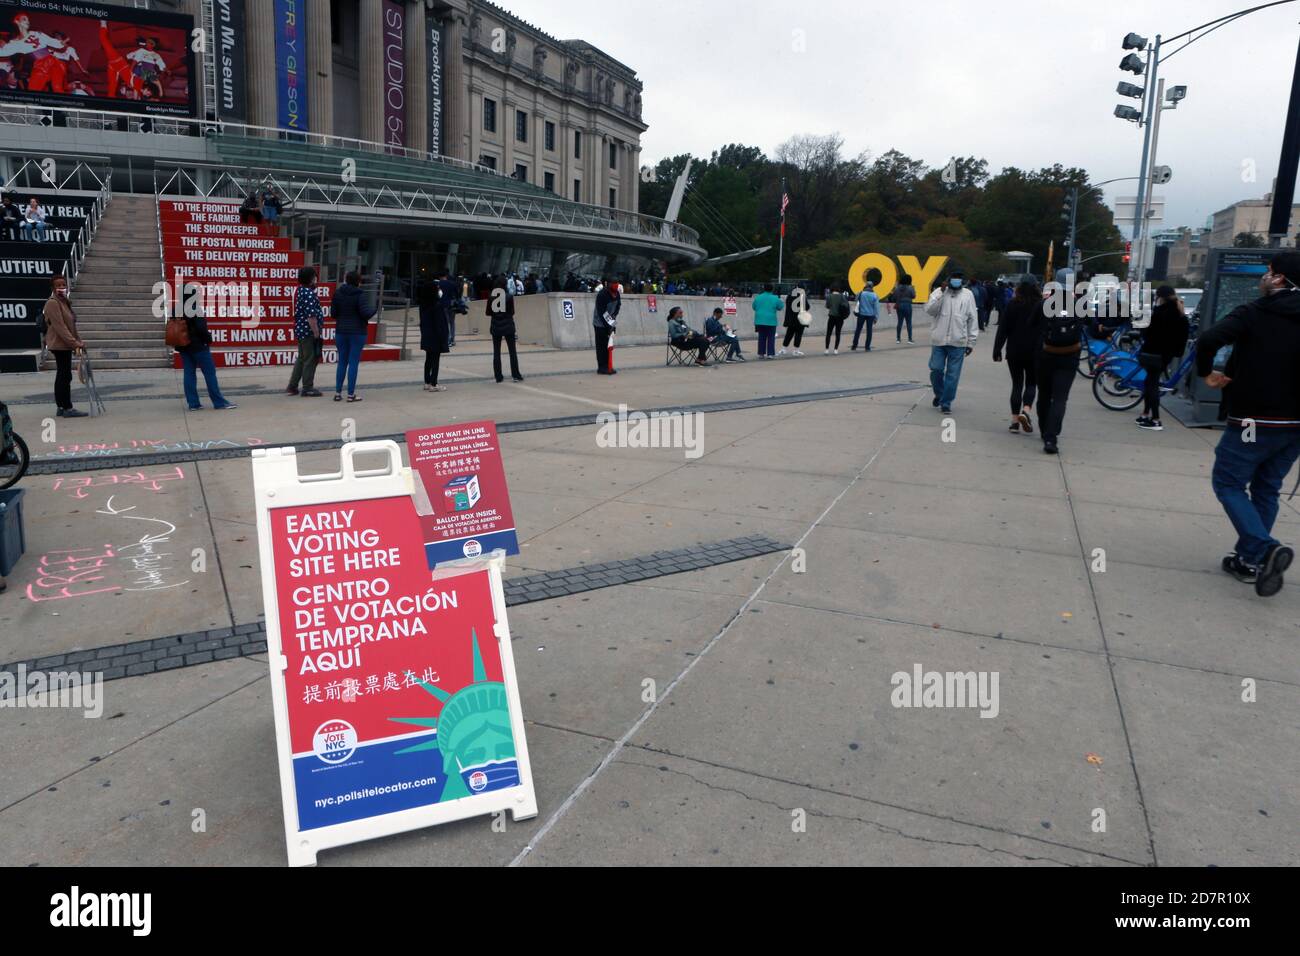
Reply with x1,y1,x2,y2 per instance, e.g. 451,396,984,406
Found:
1,535,789,685
28,383,919,474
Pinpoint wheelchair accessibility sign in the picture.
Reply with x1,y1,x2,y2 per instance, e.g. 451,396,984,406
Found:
562,299,575,320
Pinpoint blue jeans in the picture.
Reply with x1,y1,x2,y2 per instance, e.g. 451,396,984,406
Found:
896,303,913,341
22,221,46,241
852,315,876,350
181,347,232,409
929,345,966,407
756,325,776,356
1212,426,1300,565
335,331,367,395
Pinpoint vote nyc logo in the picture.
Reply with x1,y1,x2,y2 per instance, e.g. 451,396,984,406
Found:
313,719,358,765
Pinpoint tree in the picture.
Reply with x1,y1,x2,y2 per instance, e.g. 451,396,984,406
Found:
1234,231,1266,248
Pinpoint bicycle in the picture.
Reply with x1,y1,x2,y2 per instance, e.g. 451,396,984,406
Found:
1077,323,1141,380
1091,336,1197,412
0,401,29,491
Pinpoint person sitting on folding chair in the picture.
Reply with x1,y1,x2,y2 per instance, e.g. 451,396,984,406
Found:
705,307,744,362
667,307,711,366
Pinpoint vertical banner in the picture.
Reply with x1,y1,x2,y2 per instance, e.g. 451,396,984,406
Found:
214,0,247,122
273,0,307,131
383,0,406,148
426,18,443,156
252,441,537,866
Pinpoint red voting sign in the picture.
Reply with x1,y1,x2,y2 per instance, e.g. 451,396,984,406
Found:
252,442,536,865
723,296,738,316
406,422,519,566
647,294,657,314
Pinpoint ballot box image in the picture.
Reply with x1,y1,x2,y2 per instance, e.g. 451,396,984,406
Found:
443,475,481,513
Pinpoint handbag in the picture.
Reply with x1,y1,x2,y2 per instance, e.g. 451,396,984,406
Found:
165,316,191,349
797,309,812,327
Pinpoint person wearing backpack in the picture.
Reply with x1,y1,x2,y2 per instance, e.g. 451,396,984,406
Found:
894,274,916,343
824,282,850,353
1134,285,1190,432
172,288,236,411
1035,279,1084,454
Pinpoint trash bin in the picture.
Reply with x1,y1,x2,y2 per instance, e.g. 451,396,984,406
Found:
0,487,27,578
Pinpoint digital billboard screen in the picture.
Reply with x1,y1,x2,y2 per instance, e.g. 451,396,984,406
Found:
0,1,197,117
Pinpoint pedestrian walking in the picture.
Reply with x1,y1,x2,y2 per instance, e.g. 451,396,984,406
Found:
416,273,450,392
895,274,916,343
1135,285,1190,432
971,276,990,331
824,282,850,353
285,266,324,397
174,296,236,410
851,281,880,351
992,278,1043,434
924,270,979,414
43,275,86,418
780,284,809,355
1035,278,1083,454
593,279,620,374
332,270,377,403
1195,250,1300,597
488,275,524,383
751,284,781,358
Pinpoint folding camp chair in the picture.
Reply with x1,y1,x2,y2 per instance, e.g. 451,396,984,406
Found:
666,336,696,367
705,337,732,364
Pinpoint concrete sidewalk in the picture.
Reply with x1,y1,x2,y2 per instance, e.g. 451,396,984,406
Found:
0,333,1295,866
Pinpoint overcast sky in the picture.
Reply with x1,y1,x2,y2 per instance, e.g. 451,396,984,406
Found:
505,0,1300,230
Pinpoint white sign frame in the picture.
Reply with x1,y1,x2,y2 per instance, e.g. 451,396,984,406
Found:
252,441,538,867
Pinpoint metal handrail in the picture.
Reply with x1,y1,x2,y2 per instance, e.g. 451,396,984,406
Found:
151,161,703,252
1,101,533,184
2,158,112,291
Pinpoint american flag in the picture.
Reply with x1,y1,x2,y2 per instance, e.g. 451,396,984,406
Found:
780,192,790,216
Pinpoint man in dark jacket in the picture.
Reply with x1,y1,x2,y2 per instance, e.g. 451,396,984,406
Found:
705,307,743,361
488,276,523,383
175,291,236,411
1195,250,1300,597
333,270,378,401
593,280,620,375
0,194,20,241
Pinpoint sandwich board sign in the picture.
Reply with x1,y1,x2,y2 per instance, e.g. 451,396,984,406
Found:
406,422,520,565
252,440,537,866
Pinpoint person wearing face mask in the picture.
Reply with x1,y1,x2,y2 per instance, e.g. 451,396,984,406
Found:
1195,250,1300,597
924,270,979,414
43,275,87,418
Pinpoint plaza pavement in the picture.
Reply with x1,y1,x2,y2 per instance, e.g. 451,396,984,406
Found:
0,328,1296,867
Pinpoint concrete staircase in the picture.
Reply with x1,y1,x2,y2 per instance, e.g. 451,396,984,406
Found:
61,194,169,369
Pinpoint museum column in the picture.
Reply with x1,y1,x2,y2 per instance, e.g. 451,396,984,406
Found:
307,0,334,138
406,0,428,153
359,0,384,144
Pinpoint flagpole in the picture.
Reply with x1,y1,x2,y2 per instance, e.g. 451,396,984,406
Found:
777,177,786,289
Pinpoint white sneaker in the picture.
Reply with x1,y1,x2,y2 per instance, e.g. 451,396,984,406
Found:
793,349,804,356
777,349,787,356
824,348,831,355
833,348,839,354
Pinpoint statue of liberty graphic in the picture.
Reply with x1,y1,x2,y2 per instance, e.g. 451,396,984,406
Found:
388,629,521,801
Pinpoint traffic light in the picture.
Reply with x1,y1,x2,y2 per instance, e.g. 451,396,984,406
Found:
1122,32,1148,51
1123,241,1132,264
1116,81,1144,99
1119,53,1146,74
1061,191,1074,222
1114,105,1141,122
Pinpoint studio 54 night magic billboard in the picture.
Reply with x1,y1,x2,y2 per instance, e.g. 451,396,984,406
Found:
0,1,198,117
